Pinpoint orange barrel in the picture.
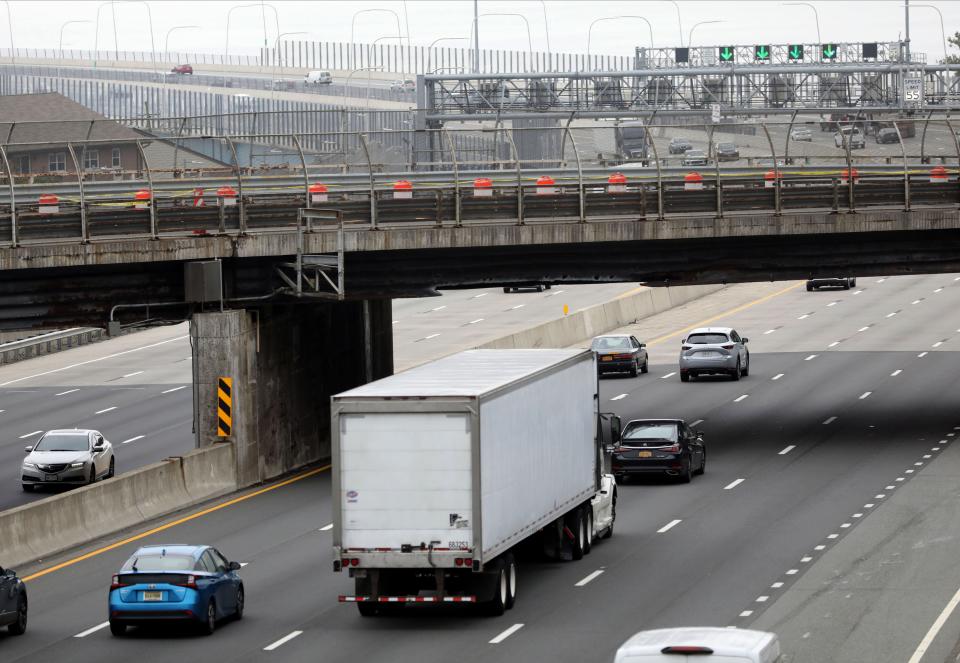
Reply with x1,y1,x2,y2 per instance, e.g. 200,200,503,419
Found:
684,172,704,191
217,186,238,207
607,172,628,194
473,177,494,197
309,182,329,203
38,193,59,214
535,175,557,195
134,189,152,210
393,179,413,199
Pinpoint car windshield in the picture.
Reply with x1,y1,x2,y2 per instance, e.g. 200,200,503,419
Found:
592,337,632,351
687,333,729,344
121,553,196,573
33,433,89,452
621,127,647,140
622,423,679,446
718,143,735,150
686,150,705,157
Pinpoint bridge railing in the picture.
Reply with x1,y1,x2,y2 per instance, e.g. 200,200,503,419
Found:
0,117,957,247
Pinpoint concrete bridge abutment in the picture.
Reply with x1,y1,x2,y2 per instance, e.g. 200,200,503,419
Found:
191,299,393,487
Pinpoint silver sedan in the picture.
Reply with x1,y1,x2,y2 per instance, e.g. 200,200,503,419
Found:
21,429,115,492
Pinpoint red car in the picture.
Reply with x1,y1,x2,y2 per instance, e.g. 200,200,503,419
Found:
170,64,193,75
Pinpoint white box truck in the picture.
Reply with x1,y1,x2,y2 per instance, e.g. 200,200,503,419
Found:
331,348,618,616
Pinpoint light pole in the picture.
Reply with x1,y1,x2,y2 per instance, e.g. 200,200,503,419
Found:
538,0,552,67
426,36,468,75
479,13,533,72
912,4,947,62
342,65,385,134
92,1,117,68
0,0,14,74
587,16,654,68
367,35,404,106
118,1,159,82
350,8,403,70
782,2,821,43
58,20,92,80
272,30,307,97
225,2,279,73
665,0,683,46
164,25,200,63
688,20,724,48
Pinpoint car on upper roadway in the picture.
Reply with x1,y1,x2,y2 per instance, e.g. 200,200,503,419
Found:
503,284,551,293
304,70,333,85
614,627,782,663
390,79,415,93
679,327,750,381
790,127,813,142
0,565,27,635
681,149,709,166
807,277,856,291
591,334,648,377
611,419,705,483
170,64,193,75
668,137,693,154
21,428,115,491
109,544,244,636
875,127,900,144
834,126,865,149
714,142,740,161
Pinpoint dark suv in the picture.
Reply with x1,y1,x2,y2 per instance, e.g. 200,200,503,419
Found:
875,128,900,144
0,566,27,635
715,142,740,161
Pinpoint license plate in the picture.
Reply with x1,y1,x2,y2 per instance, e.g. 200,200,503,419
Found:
638,451,653,458
142,591,163,601
698,351,721,358
44,474,58,482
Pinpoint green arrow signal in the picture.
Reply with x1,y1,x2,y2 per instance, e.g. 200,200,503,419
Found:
823,44,837,58
789,45,802,59
756,45,770,60
720,47,733,61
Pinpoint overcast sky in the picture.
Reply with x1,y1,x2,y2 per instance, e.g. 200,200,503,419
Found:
6,1,960,62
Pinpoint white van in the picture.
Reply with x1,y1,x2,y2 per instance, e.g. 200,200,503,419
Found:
304,70,333,85
614,628,781,663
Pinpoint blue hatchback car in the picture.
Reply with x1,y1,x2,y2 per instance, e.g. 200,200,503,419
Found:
108,544,244,636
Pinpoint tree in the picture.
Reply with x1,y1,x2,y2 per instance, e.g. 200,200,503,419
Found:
944,31,960,64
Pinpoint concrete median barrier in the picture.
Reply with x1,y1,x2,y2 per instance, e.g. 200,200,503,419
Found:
479,284,725,350
0,443,236,570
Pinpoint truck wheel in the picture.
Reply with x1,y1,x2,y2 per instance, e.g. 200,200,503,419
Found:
484,564,508,616
601,493,616,540
680,371,690,382
583,509,594,555
504,553,517,610
567,508,586,561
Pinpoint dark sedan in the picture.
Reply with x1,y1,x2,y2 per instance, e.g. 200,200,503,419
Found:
875,128,900,144
715,142,740,161
0,566,27,635
591,334,648,377
611,419,705,483
668,137,693,154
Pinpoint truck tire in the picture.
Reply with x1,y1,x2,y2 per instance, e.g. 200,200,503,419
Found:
583,508,594,555
566,508,587,561
601,492,616,539
504,553,517,610
483,563,509,616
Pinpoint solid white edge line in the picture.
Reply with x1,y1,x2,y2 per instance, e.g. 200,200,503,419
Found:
489,623,525,644
610,393,628,401
74,621,110,638
907,584,960,663
575,569,605,587
779,445,796,455
0,334,189,387
161,385,187,394
264,630,304,651
657,519,682,533
121,435,145,445
724,478,745,490
319,523,333,531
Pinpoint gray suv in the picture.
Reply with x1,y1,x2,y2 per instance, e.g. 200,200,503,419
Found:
679,327,750,381
21,429,115,492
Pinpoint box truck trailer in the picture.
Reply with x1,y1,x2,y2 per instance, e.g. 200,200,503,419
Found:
331,348,618,616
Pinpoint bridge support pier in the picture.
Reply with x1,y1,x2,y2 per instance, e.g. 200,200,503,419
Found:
191,299,393,487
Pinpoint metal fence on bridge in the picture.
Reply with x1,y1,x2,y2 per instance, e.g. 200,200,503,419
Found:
0,117,957,247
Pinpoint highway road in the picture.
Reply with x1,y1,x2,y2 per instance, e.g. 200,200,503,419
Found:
0,282,638,510
2,272,960,661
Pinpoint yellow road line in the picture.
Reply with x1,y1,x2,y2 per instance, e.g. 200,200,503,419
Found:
22,464,330,583
646,282,803,347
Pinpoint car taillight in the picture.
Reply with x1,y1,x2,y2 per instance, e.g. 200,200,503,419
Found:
175,575,198,589
682,345,692,351
613,353,633,360
350,558,360,567
110,574,127,590
663,444,681,453
721,344,735,349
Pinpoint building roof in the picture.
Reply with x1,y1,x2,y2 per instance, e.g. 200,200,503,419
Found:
0,93,141,146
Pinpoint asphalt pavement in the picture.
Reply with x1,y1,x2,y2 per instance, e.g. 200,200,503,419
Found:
2,273,959,662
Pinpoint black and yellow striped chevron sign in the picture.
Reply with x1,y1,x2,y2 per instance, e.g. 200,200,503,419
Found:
217,377,233,437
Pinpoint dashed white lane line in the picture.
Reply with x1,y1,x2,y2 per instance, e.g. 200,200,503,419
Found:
739,610,754,618
19,430,42,439
661,372,677,379
489,623,525,644
853,513,863,518
734,395,749,403
797,314,810,320
876,278,886,283
841,523,852,528
779,445,796,455
121,435,145,445
804,354,818,361
853,290,863,295
122,371,144,378
610,393,628,401
472,292,488,298
162,386,187,394
815,545,826,550
575,569,605,587
95,406,117,414
886,311,897,318
827,302,838,307
467,318,484,325
859,392,872,400
934,288,944,293
764,329,776,335
690,419,704,427
891,369,902,377
548,289,566,296
509,304,525,310
772,373,784,381
858,326,870,332
74,621,110,638
430,305,447,312
828,341,840,348
912,299,923,305
907,583,960,663
55,389,79,396
319,523,333,531
724,478,746,490
801,556,813,563
785,569,799,575
0,335,188,387
823,416,838,425
756,596,770,603
918,352,929,358
771,582,784,589
657,519,682,534
933,341,943,348
264,630,304,651
423,333,441,340
827,534,839,539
